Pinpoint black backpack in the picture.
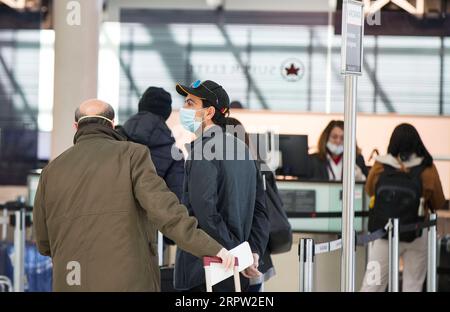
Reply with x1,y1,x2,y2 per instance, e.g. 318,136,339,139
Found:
368,163,425,242
260,168,293,254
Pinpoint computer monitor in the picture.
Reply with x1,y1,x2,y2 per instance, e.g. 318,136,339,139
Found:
275,134,309,178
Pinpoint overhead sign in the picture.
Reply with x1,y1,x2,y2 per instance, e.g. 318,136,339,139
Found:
341,0,364,75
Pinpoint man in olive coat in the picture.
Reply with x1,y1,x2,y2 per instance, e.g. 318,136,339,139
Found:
33,99,233,291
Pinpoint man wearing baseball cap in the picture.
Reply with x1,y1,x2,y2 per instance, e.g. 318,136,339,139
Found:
173,80,269,292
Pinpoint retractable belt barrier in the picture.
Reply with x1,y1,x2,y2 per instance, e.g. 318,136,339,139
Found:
289,211,369,219
298,214,438,292
1,200,33,292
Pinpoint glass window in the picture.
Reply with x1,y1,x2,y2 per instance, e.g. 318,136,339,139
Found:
118,18,449,119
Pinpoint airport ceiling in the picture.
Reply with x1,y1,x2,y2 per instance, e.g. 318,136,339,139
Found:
0,0,449,36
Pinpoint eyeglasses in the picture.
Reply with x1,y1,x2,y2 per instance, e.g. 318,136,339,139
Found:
190,80,218,106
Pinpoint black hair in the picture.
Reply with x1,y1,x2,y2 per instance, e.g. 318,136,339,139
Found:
201,99,230,128
74,104,115,129
387,123,433,167
225,117,250,147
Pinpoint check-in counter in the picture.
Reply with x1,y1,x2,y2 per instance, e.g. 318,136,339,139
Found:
264,180,369,292
276,180,368,233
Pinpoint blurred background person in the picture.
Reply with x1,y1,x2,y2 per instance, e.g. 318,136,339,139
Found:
308,120,368,181
121,86,184,254
230,100,244,109
121,86,184,200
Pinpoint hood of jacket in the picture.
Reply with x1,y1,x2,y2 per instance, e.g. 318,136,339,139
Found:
122,111,175,149
375,153,424,169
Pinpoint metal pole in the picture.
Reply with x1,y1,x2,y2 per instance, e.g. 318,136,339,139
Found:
427,213,437,292
340,74,357,292
2,208,7,240
158,231,163,267
305,239,314,292
13,209,25,292
299,238,314,292
299,239,305,292
388,218,399,292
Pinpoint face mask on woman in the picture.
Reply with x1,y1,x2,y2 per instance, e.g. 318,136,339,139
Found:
327,141,344,155
179,107,205,133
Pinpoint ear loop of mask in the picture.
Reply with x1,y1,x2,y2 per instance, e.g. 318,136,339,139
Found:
77,115,114,127
194,108,207,132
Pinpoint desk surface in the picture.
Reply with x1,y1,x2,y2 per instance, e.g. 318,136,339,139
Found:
438,210,450,219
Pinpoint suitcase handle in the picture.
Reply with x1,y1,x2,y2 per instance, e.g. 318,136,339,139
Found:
203,256,241,292
203,256,239,267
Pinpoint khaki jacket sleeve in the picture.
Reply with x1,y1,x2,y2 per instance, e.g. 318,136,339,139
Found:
33,169,51,257
130,144,222,258
422,164,446,211
365,162,384,197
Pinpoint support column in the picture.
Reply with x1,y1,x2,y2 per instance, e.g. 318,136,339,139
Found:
51,0,102,159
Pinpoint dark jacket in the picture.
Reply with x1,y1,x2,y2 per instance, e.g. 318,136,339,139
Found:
33,123,222,291
174,126,269,290
307,153,368,181
122,112,184,200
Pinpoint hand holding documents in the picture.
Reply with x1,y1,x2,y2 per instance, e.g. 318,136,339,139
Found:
205,241,253,285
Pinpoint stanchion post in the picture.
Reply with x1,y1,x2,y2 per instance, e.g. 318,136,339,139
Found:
158,231,163,267
2,207,7,241
299,238,314,292
305,239,314,292
427,213,437,292
340,0,364,292
299,239,305,292
13,208,25,292
388,218,399,292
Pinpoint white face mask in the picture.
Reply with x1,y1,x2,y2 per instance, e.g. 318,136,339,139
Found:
179,107,205,133
327,141,344,155
77,115,115,128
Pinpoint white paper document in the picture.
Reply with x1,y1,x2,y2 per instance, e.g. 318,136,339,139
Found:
207,241,254,286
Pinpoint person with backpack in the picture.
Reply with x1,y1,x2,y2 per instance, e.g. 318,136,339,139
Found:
360,123,446,292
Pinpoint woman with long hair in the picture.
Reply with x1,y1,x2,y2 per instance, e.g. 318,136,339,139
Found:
360,123,446,292
308,120,368,181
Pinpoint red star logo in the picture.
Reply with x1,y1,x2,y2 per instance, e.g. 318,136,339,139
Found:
285,63,300,76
